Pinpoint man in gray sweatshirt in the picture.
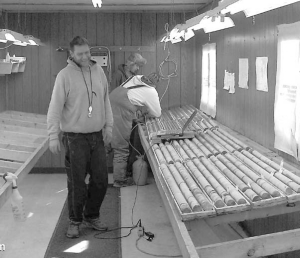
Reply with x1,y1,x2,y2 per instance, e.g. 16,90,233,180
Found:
47,36,113,238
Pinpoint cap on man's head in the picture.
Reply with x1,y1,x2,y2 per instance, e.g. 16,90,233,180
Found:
126,53,147,67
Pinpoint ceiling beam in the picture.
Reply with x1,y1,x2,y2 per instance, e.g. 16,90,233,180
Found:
0,3,206,12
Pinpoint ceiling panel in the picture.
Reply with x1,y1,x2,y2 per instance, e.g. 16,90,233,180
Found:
0,0,211,12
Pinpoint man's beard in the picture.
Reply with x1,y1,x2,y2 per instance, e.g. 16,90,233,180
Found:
73,57,90,67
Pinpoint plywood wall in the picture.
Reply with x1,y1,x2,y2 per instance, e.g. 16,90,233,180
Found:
195,2,300,165
194,4,300,253
0,14,7,113
5,12,196,167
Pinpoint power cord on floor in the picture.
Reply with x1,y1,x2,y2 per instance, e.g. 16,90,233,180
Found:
93,121,148,240
136,236,182,258
95,120,182,257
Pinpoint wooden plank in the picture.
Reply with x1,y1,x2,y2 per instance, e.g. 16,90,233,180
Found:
58,45,156,52
186,219,221,247
156,13,169,109
0,137,49,210
167,13,182,109
141,13,156,76
31,13,40,114
0,130,46,143
0,124,47,136
205,201,300,226
0,166,17,174
50,13,64,168
72,13,87,38
0,113,46,124
0,160,23,169
0,117,47,131
0,138,41,149
21,13,33,113
138,124,199,258
0,148,31,162
3,110,46,120
64,13,73,44
87,13,97,46
124,13,132,66
197,227,300,258
0,143,35,153
180,35,196,106
113,13,125,87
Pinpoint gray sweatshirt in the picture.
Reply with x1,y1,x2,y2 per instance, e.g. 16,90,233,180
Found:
47,58,113,141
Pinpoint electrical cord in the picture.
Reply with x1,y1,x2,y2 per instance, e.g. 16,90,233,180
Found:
93,121,149,240
95,118,183,257
158,23,178,103
136,237,182,258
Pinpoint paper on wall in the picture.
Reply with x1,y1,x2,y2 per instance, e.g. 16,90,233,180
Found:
239,58,248,89
223,70,230,90
200,43,217,118
256,57,268,92
229,72,235,94
274,22,300,159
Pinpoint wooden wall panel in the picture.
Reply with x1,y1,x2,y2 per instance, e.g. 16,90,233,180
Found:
156,13,169,110
6,12,197,167
167,13,182,109
196,2,300,165
193,4,300,252
0,12,7,113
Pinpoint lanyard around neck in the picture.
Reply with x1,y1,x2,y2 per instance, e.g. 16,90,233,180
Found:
80,66,93,116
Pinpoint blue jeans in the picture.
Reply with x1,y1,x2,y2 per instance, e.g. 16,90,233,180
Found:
62,131,108,223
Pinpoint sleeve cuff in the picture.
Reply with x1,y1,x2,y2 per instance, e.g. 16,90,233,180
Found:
49,134,59,141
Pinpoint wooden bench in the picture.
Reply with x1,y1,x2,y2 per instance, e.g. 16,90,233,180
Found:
0,110,49,210
139,122,300,258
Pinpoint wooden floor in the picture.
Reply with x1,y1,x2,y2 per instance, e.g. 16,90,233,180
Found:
0,173,181,258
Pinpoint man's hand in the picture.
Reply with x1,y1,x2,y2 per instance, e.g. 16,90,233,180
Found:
103,127,113,147
49,139,61,155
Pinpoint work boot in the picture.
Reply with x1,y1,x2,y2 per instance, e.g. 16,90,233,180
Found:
83,217,108,231
66,222,80,238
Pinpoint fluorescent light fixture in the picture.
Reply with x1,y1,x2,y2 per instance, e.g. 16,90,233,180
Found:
171,37,182,44
221,0,300,16
0,29,18,43
203,16,235,33
184,29,195,41
92,0,102,8
244,0,300,17
13,41,27,46
24,35,44,46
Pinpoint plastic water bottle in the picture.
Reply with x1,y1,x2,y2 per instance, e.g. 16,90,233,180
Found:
132,156,148,186
11,179,26,222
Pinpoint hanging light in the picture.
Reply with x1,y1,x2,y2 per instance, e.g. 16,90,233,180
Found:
171,37,182,44
0,29,18,43
203,16,235,33
184,28,195,41
92,0,102,8
24,35,44,46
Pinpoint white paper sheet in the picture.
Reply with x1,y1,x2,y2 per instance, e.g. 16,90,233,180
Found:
274,22,300,159
229,72,235,94
239,58,248,89
223,70,230,90
256,57,268,92
200,43,217,118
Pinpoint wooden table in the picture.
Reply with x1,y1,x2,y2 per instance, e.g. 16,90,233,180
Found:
0,110,49,210
139,123,300,258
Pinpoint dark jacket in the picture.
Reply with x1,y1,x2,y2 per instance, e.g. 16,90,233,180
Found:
110,64,136,93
